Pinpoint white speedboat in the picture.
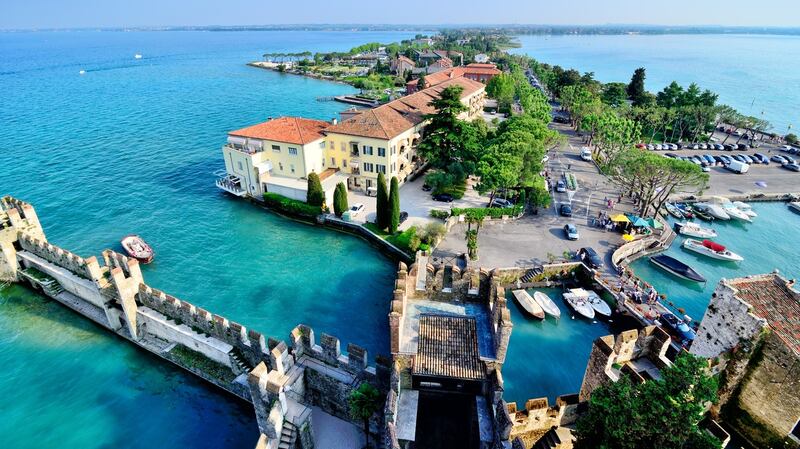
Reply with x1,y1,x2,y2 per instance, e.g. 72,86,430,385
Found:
732,201,757,218
789,202,800,214
694,203,730,220
581,289,612,318
673,222,717,239
512,290,545,319
533,291,561,318
134,53,143,59
722,203,752,222
562,290,596,320
664,202,684,219
682,239,744,262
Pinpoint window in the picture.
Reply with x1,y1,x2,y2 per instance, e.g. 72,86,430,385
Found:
272,145,281,153
340,142,346,151
363,162,374,172
343,159,347,167
321,158,325,167
391,163,396,173
364,146,373,155
391,145,396,155
237,161,243,171
377,164,386,174
378,147,386,157
278,162,284,171
288,147,298,156
290,164,295,174
319,141,326,149
331,157,336,166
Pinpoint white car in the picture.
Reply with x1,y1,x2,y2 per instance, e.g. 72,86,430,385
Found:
556,180,567,193
541,155,549,163
580,148,592,161
349,203,365,216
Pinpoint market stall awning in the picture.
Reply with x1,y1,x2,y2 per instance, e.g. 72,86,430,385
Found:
646,218,663,229
631,216,650,227
610,214,630,223
622,234,635,242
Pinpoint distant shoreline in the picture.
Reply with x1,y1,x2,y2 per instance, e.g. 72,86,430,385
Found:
3,25,800,36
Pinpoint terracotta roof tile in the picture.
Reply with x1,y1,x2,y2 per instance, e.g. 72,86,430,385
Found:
728,274,800,355
229,117,330,145
325,76,484,140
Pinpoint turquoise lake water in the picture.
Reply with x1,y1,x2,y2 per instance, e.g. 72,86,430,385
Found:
0,30,416,449
512,34,800,134
3,30,800,446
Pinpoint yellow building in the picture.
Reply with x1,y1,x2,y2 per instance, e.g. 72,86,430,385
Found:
217,116,346,204
323,76,486,192
216,75,487,200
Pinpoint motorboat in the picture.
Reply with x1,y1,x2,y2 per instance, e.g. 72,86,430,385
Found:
789,202,800,214
121,234,154,264
134,53,143,59
649,254,706,282
732,201,757,218
688,206,714,221
675,203,694,219
664,202,684,219
512,290,545,319
658,312,696,346
721,203,752,222
562,290,596,320
693,202,730,220
533,291,561,318
682,239,744,262
673,222,717,239
568,288,613,318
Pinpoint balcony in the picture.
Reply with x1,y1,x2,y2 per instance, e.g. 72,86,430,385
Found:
215,174,247,197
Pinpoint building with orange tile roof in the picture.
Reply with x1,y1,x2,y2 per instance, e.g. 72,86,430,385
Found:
218,116,347,204
690,273,800,446
406,63,502,94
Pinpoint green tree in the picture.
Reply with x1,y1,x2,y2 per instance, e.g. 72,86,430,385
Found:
333,182,348,217
306,172,325,207
486,72,515,112
602,82,629,107
574,352,720,449
786,133,798,145
375,172,389,230
476,144,523,204
627,67,647,106
389,176,400,234
348,382,382,449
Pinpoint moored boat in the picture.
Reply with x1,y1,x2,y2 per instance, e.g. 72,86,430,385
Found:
722,203,752,222
732,201,757,218
682,238,744,262
121,234,154,263
649,254,706,282
688,205,714,221
533,291,561,318
664,202,684,219
694,202,730,220
673,222,717,239
658,312,696,346
577,289,612,318
676,203,694,219
562,290,596,320
789,202,800,214
512,290,545,319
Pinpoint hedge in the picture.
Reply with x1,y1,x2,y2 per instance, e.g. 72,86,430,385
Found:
263,192,322,218
450,207,517,220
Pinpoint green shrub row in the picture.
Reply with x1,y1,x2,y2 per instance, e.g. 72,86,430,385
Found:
450,207,517,220
263,192,322,218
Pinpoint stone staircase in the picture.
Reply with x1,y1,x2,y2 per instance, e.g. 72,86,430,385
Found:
278,421,297,449
532,427,564,449
19,267,64,297
228,347,253,374
520,266,544,283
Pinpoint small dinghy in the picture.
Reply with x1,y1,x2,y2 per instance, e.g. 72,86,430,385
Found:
664,202,684,219
512,290,545,319
121,234,154,264
649,254,706,282
682,239,743,262
562,289,596,320
533,291,561,318
673,222,717,239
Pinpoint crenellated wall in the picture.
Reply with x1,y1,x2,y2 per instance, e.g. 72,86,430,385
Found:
17,233,105,283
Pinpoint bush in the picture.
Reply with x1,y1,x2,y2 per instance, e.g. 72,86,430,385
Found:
429,209,450,219
389,176,400,233
333,182,348,217
419,222,446,244
419,243,431,252
387,226,417,254
264,193,322,218
307,173,325,207
786,133,798,145
450,207,516,220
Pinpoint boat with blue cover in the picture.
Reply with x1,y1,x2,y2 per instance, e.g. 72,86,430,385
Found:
649,254,706,282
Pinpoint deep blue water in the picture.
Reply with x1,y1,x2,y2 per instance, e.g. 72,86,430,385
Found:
512,34,800,134
0,30,417,449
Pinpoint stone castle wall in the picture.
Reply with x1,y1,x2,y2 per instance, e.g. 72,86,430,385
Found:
18,233,104,283
690,281,768,359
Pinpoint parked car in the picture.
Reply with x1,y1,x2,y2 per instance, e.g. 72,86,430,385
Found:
699,143,708,150
577,247,604,269
564,223,579,240
635,143,646,149
665,152,678,158
712,155,724,164
646,144,655,151
399,211,409,224
725,160,750,174
753,153,769,164
701,165,711,172
490,198,514,208
714,144,725,150
422,183,432,191
703,155,715,164
556,180,567,193
782,163,800,172
553,115,570,124
580,147,593,161
771,154,788,164
785,156,797,165
349,203,365,216
737,144,748,150
559,204,573,217
724,144,736,151
432,193,454,202
720,155,733,165
741,155,754,164
732,155,746,163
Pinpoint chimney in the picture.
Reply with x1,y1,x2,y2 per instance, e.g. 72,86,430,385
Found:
331,118,338,125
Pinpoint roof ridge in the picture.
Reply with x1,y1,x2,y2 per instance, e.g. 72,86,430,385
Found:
293,117,305,144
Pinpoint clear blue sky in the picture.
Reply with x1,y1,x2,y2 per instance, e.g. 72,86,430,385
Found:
2,0,798,29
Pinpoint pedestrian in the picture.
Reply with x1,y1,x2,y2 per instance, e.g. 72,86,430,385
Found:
567,163,571,170
618,194,622,203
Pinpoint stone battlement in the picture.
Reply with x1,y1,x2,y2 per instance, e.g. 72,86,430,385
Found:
17,233,104,282
507,394,581,446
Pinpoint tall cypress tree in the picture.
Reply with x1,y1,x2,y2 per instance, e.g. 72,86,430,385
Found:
333,182,348,217
627,67,647,106
389,176,400,233
306,172,325,207
376,172,389,229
